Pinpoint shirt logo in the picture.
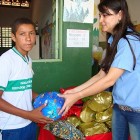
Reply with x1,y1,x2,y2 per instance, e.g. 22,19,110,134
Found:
5,78,32,92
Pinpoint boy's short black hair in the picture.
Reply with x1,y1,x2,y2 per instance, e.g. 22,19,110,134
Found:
11,17,36,35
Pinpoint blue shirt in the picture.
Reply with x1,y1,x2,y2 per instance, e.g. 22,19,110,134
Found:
109,34,140,109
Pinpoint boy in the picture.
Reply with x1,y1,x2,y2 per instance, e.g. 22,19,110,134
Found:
0,18,53,140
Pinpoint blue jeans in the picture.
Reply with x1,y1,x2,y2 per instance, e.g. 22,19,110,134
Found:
112,104,140,140
2,122,37,140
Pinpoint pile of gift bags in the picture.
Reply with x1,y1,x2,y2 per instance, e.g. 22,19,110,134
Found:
60,90,113,137
38,87,113,140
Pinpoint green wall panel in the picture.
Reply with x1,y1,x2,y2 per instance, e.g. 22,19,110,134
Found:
32,22,93,94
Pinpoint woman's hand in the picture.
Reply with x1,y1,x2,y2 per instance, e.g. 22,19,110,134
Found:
63,88,76,94
58,92,81,116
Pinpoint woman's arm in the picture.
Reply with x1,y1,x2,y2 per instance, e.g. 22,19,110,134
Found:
59,67,124,115
79,67,124,98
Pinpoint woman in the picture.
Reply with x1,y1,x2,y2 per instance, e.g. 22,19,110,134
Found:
59,0,140,140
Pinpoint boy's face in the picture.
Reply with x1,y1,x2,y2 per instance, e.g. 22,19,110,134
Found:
11,24,36,56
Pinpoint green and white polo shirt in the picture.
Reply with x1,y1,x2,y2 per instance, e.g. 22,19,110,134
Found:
0,47,33,130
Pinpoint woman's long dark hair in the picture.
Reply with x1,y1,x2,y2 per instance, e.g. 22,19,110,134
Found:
98,0,140,73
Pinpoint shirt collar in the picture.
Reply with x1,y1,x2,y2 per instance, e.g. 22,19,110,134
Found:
12,47,29,64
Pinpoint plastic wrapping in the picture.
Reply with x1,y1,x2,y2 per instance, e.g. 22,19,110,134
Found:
78,91,112,136
66,116,81,127
79,122,109,136
105,120,112,129
80,106,96,123
52,88,113,138
87,91,112,112
44,120,85,140
33,91,65,120
79,121,97,131
95,107,112,123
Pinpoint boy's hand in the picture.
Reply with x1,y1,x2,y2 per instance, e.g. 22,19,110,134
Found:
28,104,54,124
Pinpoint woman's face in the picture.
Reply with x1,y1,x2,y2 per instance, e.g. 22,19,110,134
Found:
99,8,122,34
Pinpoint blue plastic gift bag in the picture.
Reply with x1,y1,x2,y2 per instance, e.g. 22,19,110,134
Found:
33,91,65,120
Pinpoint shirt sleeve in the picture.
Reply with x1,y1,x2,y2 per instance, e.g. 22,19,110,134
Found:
0,56,11,91
111,38,134,72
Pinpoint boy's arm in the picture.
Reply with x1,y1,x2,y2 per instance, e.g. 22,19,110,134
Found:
0,90,30,118
0,90,53,124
